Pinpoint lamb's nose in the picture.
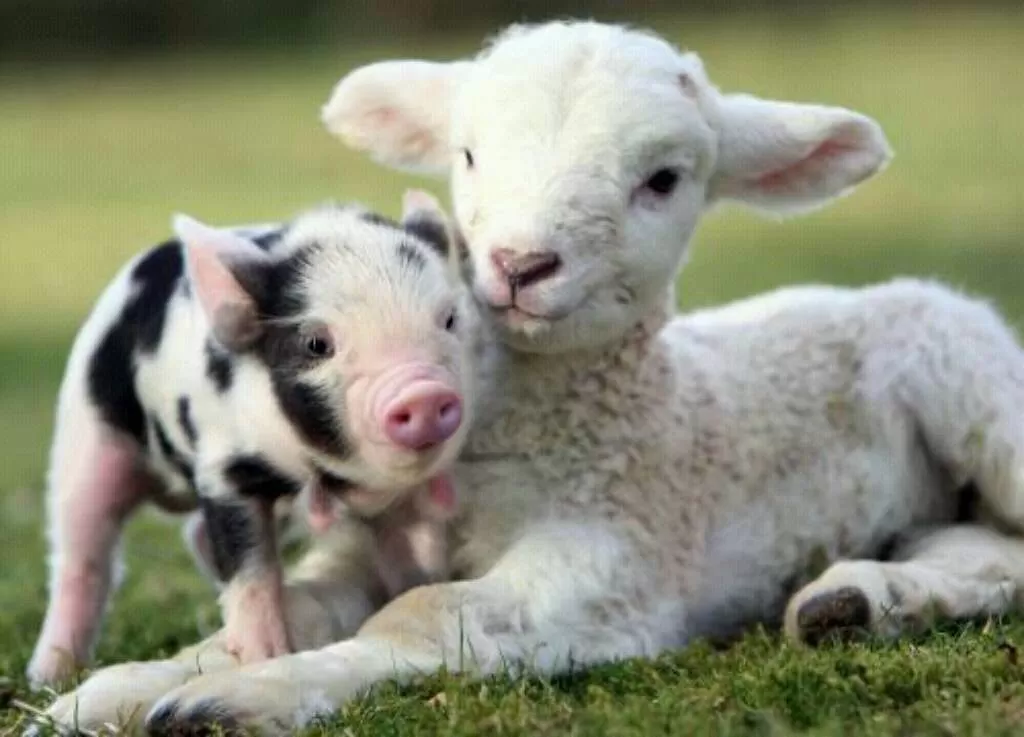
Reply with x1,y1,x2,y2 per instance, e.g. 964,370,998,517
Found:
490,249,562,289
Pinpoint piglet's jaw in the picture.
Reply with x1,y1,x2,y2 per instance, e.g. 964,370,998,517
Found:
304,472,458,529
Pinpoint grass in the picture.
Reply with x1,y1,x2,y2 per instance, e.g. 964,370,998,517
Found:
2,6,1024,735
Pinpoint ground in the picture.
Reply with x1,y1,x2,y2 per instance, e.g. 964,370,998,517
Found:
2,7,1024,735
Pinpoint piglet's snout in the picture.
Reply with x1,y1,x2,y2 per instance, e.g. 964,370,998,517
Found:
367,363,463,452
383,381,462,450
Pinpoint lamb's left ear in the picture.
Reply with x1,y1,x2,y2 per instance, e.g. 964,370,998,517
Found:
321,60,472,176
173,214,271,352
708,93,893,215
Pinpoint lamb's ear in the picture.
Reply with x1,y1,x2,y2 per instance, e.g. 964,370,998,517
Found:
708,93,893,215
321,60,471,176
173,214,269,351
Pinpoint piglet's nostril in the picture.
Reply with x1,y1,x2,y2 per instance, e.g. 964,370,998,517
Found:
491,249,562,289
383,388,463,451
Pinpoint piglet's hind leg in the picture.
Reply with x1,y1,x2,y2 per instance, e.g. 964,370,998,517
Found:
27,418,150,688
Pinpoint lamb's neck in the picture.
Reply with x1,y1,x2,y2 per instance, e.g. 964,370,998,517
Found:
470,300,675,449
524,312,666,387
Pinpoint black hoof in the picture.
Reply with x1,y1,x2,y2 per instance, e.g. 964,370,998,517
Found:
796,586,872,646
146,699,242,737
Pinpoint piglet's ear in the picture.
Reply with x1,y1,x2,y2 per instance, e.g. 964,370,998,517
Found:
708,93,893,216
399,188,452,258
173,214,269,352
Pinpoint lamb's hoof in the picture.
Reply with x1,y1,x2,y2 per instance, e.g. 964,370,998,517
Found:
795,586,871,646
146,699,242,737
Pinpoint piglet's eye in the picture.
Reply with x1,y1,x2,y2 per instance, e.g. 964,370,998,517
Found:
462,149,475,169
444,309,458,333
305,327,334,359
644,168,680,196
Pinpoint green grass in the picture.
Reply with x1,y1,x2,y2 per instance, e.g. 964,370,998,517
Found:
2,6,1024,734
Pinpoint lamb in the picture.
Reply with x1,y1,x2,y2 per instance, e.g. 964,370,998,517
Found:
27,189,474,688
36,20,1024,736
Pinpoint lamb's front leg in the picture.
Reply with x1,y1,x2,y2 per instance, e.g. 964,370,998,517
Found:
785,524,1024,645
144,521,674,737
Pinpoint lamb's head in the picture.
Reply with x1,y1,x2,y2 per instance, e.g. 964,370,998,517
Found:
176,191,475,514
323,21,892,354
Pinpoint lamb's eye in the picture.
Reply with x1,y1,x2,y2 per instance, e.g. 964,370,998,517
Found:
644,168,680,196
305,329,334,359
463,149,475,169
444,309,458,333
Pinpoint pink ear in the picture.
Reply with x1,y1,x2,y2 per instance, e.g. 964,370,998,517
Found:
173,214,268,350
709,94,892,215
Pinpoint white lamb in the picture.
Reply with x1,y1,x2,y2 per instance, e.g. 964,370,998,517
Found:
36,20,1024,736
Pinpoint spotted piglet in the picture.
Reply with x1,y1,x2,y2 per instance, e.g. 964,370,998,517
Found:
28,190,476,687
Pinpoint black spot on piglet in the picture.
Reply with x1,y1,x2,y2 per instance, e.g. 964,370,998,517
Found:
87,240,185,445
361,211,400,229
197,497,254,582
151,415,195,484
177,396,197,447
223,454,302,500
404,217,449,257
205,340,234,393
271,378,347,457
397,241,427,272
314,466,356,494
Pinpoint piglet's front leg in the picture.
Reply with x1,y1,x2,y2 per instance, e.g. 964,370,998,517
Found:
198,496,293,664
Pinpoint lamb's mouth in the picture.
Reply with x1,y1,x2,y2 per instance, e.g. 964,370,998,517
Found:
486,300,574,325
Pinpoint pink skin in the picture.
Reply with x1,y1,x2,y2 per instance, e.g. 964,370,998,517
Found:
28,431,152,686
352,361,464,456
382,382,462,451
221,566,292,665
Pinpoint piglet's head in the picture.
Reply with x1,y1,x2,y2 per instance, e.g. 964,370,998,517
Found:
174,191,475,509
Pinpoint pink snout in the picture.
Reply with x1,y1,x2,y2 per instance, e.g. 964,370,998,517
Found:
382,382,463,451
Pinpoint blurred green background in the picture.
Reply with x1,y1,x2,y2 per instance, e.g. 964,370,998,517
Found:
0,0,1022,699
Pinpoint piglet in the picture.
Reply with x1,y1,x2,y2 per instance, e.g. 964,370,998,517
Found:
28,189,476,687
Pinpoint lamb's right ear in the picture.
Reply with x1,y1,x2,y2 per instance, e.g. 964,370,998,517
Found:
321,60,471,176
707,93,893,216
173,214,269,352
